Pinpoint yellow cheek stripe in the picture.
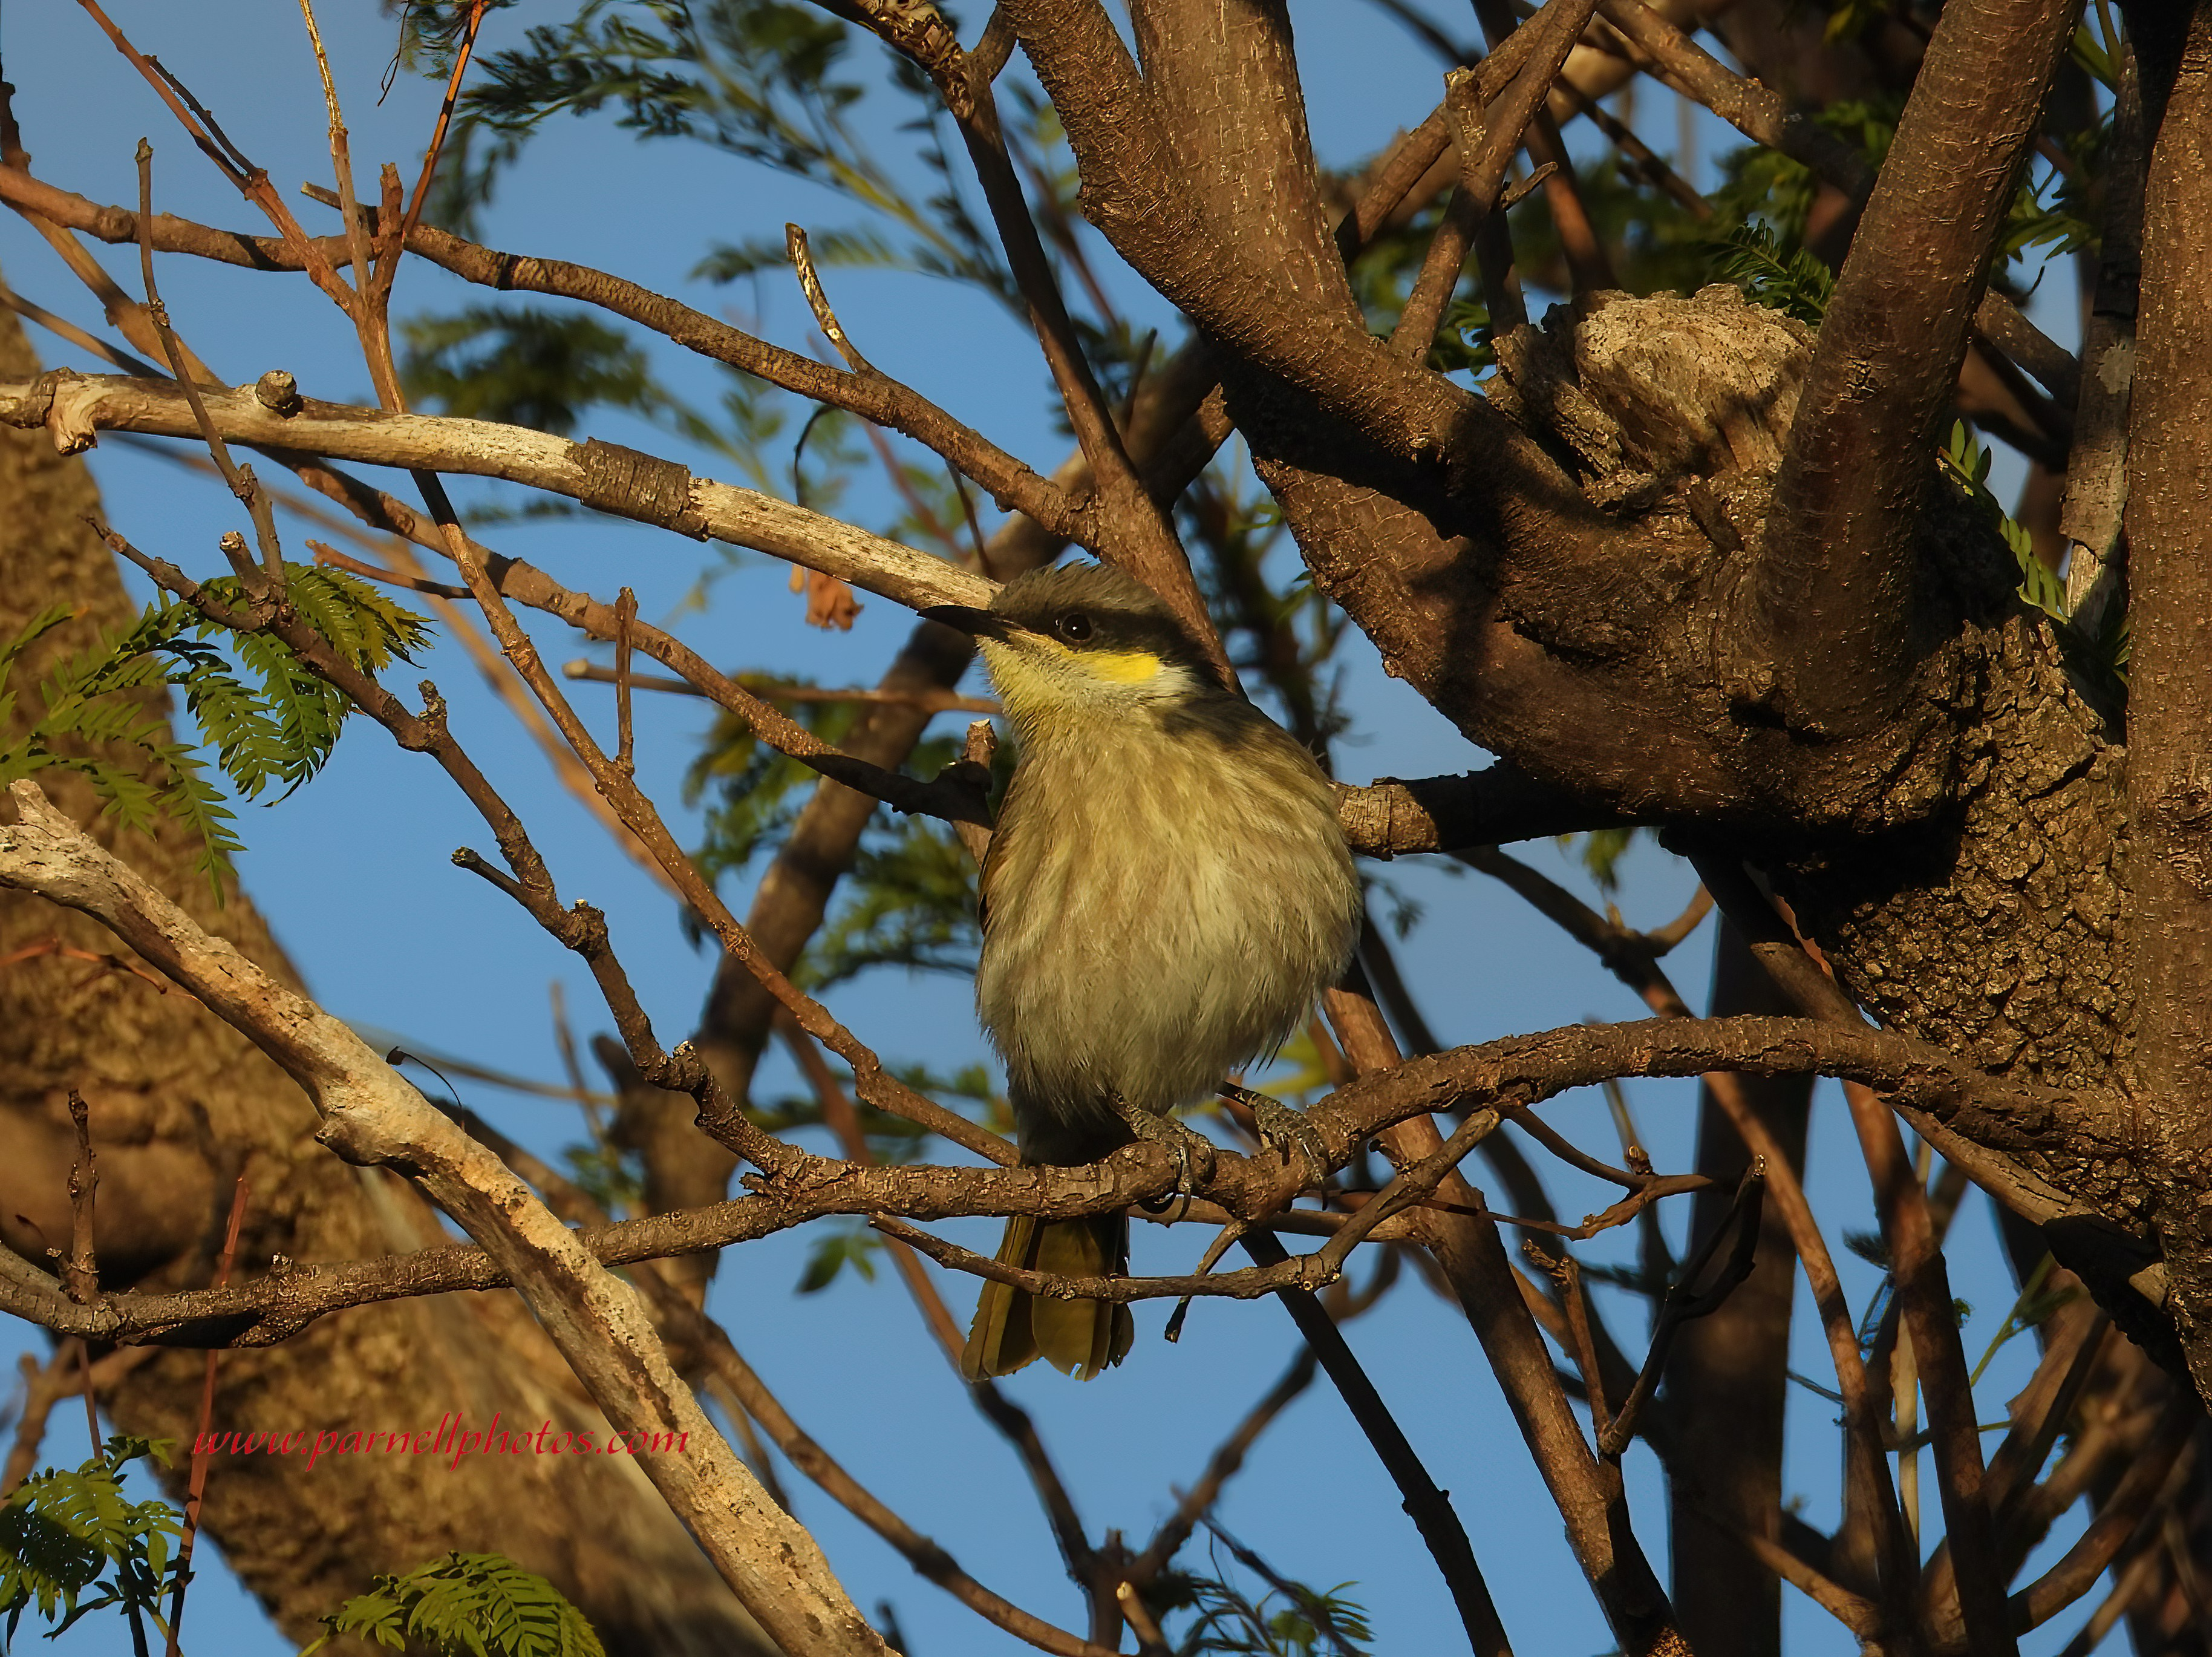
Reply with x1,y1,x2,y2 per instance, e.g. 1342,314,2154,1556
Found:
1084,650,1161,685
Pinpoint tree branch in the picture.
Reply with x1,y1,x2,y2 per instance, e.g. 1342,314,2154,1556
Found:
1746,0,2079,734
0,789,2094,1360
1391,0,1604,359
0,780,887,1655
0,370,988,609
1591,0,2078,409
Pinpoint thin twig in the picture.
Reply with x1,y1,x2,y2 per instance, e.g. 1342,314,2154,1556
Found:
297,0,373,292
386,0,490,299
777,1019,966,1363
165,1175,249,1657
76,1339,99,1458
613,587,637,779
306,539,469,598
60,1091,99,1306
2052,1543,2162,1657
787,224,871,374
774,1021,1108,1616
1530,1246,1611,1440
0,1346,151,1496
74,0,350,301
131,140,281,586
1682,1498,1882,1638
561,659,998,713
1241,1227,1513,1656
1597,1166,1764,1457
1132,1349,1318,1583
0,278,165,377
1393,0,1602,358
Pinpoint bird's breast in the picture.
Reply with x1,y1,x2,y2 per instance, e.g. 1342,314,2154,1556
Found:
976,709,1358,1139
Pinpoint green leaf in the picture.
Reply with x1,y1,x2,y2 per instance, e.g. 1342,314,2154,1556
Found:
0,1439,184,1649
0,563,433,898
304,1551,603,1657
1553,828,1642,897
1707,221,1834,325
795,1223,881,1293
1938,421,2071,624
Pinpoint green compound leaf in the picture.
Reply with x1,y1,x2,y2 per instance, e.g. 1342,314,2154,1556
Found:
0,564,432,900
0,1437,183,1649
302,1551,604,1657
1708,221,1834,325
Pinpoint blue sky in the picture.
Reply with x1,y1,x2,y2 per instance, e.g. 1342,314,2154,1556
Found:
0,4,2099,1653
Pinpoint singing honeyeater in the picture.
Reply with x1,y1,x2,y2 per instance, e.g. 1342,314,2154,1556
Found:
924,561,1360,1381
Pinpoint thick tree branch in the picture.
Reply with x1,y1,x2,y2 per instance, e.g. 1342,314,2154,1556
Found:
0,370,988,610
2115,0,2212,1410
0,787,2100,1361
827,2,1220,677
999,0,1574,538
1748,0,2077,734
1323,976,1685,1656
0,780,887,1656
2,378,1629,857
1392,0,1604,359
1845,1079,2016,1657
1591,0,2078,409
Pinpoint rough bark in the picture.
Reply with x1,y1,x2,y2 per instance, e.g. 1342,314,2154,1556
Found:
0,301,773,1655
2117,0,2212,1404
1470,288,2170,1364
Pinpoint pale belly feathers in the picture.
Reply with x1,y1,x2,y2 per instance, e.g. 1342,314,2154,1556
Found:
974,711,1359,1154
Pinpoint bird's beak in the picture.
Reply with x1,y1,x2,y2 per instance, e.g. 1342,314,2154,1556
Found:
921,604,1013,641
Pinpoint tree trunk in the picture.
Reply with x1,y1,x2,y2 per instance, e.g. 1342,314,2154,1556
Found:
0,299,772,1656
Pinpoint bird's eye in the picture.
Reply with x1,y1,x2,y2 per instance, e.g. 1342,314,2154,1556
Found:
1055,611,1093,643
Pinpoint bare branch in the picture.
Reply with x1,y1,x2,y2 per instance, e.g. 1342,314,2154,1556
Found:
59,1090,98,1306
1591,0,2077,410
1845,1080,2015,1657
0,370,990,610
1237,1227,1513,1657
1597,1168,1766,1458
0,780,887,1653
1392,0,1603,359
562,660,997,714
0,159,1088,544
845,1,1225,677
1337,767,1631,855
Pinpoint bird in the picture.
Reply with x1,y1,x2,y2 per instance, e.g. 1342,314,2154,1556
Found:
922,560,1361,1381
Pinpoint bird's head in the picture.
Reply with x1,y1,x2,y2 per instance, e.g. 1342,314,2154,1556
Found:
923,561,1219,725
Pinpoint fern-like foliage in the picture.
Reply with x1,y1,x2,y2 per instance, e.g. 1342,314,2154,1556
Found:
302,1551,604,1657
0,567,432,898
1937,422,2129,713
0,1436,183,1649
1708,221,1835,325
0,604,243,900
1938,420,2066,619
1158,1569,1375,1657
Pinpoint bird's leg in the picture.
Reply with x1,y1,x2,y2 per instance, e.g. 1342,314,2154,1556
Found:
1111,1096,1216,1208
1220,1082,1329,1190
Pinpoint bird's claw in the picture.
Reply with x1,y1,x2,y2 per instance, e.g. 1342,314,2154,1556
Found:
1114,1099,1215,1214
1225,1085,1329,1189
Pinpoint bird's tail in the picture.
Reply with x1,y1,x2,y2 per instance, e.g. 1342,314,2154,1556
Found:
961,1211,1134,1382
